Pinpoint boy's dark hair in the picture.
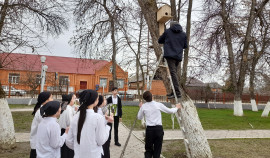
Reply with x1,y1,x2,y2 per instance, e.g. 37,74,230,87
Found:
143,91,152,102
112,87,118,91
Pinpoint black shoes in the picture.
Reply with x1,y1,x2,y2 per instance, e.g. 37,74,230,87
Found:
115,142,121,146
167,94,181,99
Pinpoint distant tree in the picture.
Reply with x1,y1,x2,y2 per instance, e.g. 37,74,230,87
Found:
0,0,68,149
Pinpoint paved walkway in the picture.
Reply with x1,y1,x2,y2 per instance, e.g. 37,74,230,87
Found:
11,108,32,112
132,129,270,140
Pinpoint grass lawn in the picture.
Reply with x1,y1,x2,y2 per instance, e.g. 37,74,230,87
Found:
122,106,270,130
12,111,33,133
162,139,270,158
10,106,270,133
9,104,34,109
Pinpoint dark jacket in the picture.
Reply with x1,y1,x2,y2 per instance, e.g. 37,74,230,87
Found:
107,95,122,118
158,24,188,62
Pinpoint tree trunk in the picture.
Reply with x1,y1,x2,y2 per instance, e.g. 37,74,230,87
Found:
262,101,270,117
177,0,182,21
234,93,244,116
110,19,118,87
179,94,212,158
237,0,256,102
138,1,212,157
220,1,243,116
0,72,16,150
249,58,258,111
0,0,9,36
0,97,16,149
170,0,177,21
180,0,192,89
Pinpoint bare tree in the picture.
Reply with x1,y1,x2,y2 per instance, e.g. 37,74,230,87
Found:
248,2,270,111
0,0,68,149
195,0,269,116
138,1,212,157
71,0,126,87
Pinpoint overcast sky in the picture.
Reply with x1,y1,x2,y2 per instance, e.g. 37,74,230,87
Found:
16,1,225,85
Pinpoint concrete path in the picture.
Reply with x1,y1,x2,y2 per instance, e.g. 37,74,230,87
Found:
11,108,32,112
132,129,270,140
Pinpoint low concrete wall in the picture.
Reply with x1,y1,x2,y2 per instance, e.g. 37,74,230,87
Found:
6,98,61,105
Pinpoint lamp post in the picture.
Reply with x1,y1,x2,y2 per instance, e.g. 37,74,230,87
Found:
40,56,48,93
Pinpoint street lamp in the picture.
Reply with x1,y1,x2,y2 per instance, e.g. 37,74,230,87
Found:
40,56,48,93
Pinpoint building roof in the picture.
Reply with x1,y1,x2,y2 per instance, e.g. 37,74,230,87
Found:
0,53,109,75
186,77,206,87
205,82,222,89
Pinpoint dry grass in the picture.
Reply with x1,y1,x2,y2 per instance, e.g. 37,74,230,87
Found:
162,139,270,158
0,142,30,158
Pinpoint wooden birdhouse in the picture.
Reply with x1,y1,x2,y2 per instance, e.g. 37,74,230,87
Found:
157,4,172,23
157,4,172,35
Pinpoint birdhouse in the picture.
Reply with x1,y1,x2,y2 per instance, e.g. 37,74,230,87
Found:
157,4,172,23
157,4,172,35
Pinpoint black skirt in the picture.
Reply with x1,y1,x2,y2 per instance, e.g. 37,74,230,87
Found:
61,128,74,158
30,149,36,158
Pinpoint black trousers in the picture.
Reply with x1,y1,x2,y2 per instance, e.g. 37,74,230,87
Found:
102,135,111,158
108,116,120,143
61,128,74,158
166,58,181,96
30,149,36,158
145,125,164,158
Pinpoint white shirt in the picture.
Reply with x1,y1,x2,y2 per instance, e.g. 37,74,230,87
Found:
36,117,66,158
137,101,178,126
66,109,110,158
59,105,75,129
30,107,43,149
97,107,103,116
112,95,118,116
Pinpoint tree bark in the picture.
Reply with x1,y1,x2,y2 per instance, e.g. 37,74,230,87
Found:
0,98,16,149
180,0,192,90
262,101,270,117
0,0,8,36
170,0,177,21
249,57,259,111
110,19,118,87
220,0,243,116
0,2,16,148
138,1,212,157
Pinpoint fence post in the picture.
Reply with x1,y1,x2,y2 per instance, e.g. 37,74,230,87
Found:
256,93,259,105
8,82,11,98
223,93,225,104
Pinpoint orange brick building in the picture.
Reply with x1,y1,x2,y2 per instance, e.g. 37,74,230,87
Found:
128,76,167,96
0,53,128,94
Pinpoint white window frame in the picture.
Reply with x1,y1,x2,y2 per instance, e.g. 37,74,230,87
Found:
8,73,20,84
100,78,108,88
117,79,124,89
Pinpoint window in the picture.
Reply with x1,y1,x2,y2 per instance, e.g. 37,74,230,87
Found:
109,66,113,73
117,79,124,88
9,73,20,84
59,76,69,85
100,78,107,87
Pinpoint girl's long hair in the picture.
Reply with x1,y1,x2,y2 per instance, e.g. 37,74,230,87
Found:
77,90,98,144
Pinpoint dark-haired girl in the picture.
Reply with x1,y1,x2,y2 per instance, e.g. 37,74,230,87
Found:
66,90,113,158
36,101,68,158
30,92,53,158
59,93,76,158
95,95,110,158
